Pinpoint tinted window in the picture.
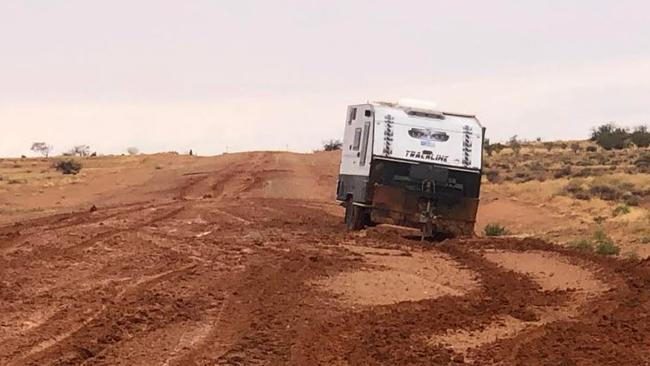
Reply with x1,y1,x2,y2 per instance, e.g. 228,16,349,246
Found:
352,128,362,150
348,107,357,124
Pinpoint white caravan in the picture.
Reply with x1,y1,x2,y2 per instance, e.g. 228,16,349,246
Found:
336,100,485,237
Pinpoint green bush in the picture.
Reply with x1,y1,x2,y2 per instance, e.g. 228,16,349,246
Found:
322,139,342,151
54,159,82,175
484,169,500,183
553,165,572,179
634,153,650,173
568,239,594,252
484,223,508,236
593,229,620,255
623,194,641,206
589,183,621,201
613,204,631,217
591,123,630,150
595,241,621,255
564,179,589,199
630,125,650,148
508,135,521,155
570,229,620,256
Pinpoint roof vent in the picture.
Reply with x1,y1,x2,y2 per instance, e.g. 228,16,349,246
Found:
397,98,445,119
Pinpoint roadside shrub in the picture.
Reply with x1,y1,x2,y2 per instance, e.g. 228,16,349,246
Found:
484,169,500,183
613,204,631,216
593,229,620,255
586,146,598,152
570,229,620,255
553,165,572,179
54,159,82,175
508,135,521,155
595,241,620,255
564,179,587,196
528,161,545,171
630,125,650,148
322,139,342,151
570,142,580,153
591,124,630,150
490,143,506,155
634,153,650,173
484,223,508,236
514,171,533,183
571,168,593,178
589,183,621,201
568,239,593,252
623,194,641,206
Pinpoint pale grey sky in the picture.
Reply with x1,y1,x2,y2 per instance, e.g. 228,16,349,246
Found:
1,1,649,156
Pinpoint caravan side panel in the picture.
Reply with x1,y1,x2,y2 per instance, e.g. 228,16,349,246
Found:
337,104,374,203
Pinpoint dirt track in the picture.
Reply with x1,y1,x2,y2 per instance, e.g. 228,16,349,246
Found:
2,151,650,365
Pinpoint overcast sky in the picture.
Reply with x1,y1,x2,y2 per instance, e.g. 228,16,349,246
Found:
2,1,650,157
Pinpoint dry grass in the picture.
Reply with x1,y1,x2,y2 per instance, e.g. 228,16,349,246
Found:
483,142,650,258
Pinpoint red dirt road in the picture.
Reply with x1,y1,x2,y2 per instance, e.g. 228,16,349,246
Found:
1,151,650,365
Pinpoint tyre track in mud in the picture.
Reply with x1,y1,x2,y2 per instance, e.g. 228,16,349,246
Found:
313,234,649,365
0,200,182,257
0,159,321,366
290,237,570,365
8,264,202,366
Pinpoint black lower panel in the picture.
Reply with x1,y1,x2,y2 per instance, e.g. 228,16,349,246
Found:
336,174,370,203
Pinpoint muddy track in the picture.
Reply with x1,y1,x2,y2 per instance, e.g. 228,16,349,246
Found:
2,152,650,365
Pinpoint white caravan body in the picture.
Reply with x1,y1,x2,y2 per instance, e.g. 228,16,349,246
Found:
336,100,485,236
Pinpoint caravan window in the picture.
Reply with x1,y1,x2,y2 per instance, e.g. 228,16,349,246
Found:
348,107,357,124
352,128,362,150
359,122,371,166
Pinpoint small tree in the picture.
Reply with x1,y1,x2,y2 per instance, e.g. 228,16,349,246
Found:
54,159,82,175
322,139,342,151
70,145,90,157
630,125,650,148
31,142,53,158
591,123,630,150
508,135,521,155
127,147,139,155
